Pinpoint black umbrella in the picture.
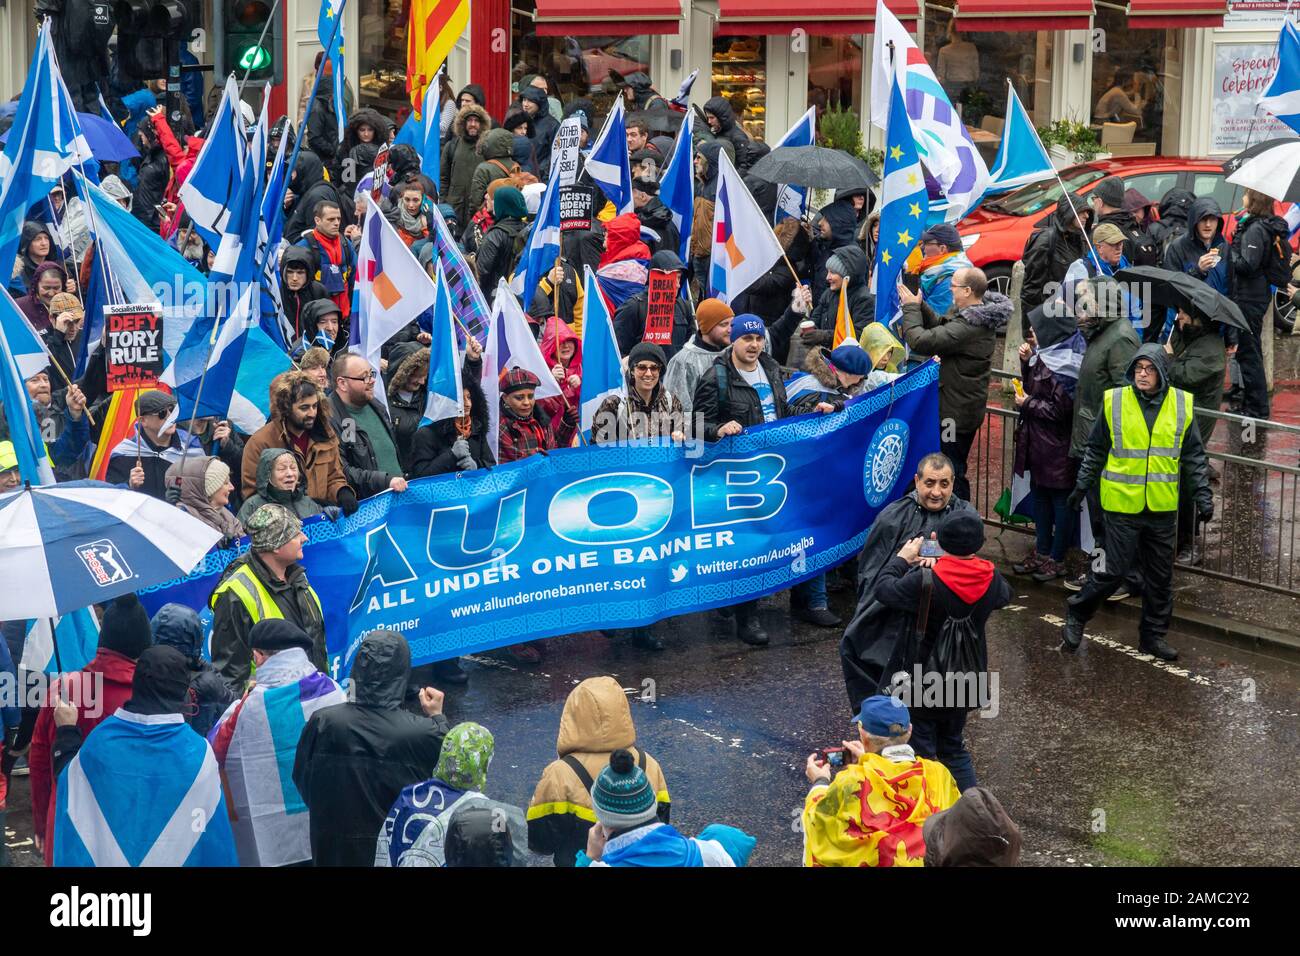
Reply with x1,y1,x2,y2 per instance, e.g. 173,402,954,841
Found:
1222,137,1300,202
633,109,684,134
1114,266,1248,332
748,145,880,190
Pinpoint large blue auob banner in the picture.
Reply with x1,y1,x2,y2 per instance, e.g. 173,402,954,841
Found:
140,361,938,680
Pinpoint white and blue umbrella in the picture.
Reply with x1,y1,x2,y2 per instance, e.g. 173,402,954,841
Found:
0,480,221,620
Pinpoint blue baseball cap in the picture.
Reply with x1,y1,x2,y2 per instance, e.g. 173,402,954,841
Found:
853,695,911,736
730,313,765,341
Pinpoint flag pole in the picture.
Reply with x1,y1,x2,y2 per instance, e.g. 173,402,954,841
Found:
285,0,349,201
237,0,286,99
44,351,95,427
1244,0,1296,151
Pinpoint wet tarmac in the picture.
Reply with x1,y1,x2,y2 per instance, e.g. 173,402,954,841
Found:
10,577,1292,867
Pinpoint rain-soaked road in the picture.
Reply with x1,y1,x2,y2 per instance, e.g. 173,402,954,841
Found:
5,579,1297,867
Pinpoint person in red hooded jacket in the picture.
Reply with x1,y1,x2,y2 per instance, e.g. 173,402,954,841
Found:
27,594,153,865
146,106,205,239
596,212,651,310
538,316,582,431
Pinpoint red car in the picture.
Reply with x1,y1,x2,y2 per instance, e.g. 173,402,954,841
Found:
957,157,1245,297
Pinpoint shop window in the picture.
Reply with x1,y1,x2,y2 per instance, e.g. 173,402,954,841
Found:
712,37,766,141
922,9,1047,126
512,7,652,120
1091,8,1181,155
808,35,863,120
358,0,411,120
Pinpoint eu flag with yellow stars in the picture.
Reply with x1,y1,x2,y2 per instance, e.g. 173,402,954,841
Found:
872,74,928,330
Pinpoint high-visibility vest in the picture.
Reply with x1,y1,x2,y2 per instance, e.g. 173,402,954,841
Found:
210,561,322,625
1099,386,1192,514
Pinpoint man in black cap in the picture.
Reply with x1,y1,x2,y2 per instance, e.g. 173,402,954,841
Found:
910,223,972,318
631,176,679,257
866,509,1011,791
1089,176,1158,268
105,389,187,500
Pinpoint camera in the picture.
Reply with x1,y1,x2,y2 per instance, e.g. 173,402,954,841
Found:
816,746,850,772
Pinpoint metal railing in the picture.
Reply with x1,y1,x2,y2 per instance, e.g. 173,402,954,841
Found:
971,370,1300,597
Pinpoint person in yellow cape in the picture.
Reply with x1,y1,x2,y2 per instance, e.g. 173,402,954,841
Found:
802,695,960,867
858,321,906,391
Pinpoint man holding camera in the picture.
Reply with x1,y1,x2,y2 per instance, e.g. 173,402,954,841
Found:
802,696,960,867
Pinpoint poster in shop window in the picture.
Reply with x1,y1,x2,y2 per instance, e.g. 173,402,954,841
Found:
104,303,164,391
642,269,678,345
1224,1,1300,31
1211,43,1293,153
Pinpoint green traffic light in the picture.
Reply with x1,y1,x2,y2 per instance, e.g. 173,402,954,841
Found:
238,45,271,71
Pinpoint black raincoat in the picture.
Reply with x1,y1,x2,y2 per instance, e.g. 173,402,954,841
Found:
292,631,449,866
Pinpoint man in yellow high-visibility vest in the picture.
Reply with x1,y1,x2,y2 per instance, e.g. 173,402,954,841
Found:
210,504,326,694
1062,344,1213,660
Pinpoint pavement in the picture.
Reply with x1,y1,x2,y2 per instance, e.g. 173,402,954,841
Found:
7,574,1295,868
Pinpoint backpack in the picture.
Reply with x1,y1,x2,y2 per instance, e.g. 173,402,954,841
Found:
1263,228,1293,288
1125,227,1160,267
915,567,988,694
487,158,537,193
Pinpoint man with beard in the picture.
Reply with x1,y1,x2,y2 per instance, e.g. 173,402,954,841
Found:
241,372,356,514
840,453,976,712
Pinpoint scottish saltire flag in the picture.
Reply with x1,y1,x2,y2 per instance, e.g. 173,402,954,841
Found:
354,195,437,398
1285,202,1300,240
871,0,988,222
1261,19,1300,136
873,75,929,331
0,21,93,274
585,98,633,214
318,0,349,142
209,651,345,867
832,282,857,348
422,260,464,424
85,179,206,367
259,113,292,352
54,710,238,867
481,280,562,461
659,113,694,263
985,83,1054,196
709,148,784,304
510,120,573,308
0,290,56,486
21,610,99,674
579,267,625,433
394,69,442,178
774,107,816,223
428,203,490,345
179,76,246,250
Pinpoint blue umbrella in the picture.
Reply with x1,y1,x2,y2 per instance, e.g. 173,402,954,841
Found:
0,479,221,621
0,111,139,161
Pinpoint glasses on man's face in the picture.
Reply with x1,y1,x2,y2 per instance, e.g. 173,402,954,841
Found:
1134,363,1157,374
345,372,377,384
633,363,660,373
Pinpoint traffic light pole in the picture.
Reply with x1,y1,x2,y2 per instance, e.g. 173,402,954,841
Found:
237,0,284,98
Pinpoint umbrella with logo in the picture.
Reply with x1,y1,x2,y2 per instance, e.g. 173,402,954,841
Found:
0,480,221,625
749,145,880,191
1114,266,1249,332
1222,137,1300,203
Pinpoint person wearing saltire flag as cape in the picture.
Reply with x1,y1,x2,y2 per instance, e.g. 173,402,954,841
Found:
802,696,959,868
209,620,346,867
53,645,239,867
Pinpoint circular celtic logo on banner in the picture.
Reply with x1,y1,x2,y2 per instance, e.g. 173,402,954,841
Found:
863,418,910,507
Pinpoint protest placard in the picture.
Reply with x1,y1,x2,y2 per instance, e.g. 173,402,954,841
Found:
104,303,164,391
643,269,679,345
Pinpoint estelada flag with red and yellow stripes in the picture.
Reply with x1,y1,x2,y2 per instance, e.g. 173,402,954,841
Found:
801,751,960,867
407,0,469,113
88,385,168,481
832,280,856,348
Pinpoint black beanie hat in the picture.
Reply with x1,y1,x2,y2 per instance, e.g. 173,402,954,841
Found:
98,593,154,660
937,510,985,558
249,619,314,654
125,645,192,716
627,341,666,371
